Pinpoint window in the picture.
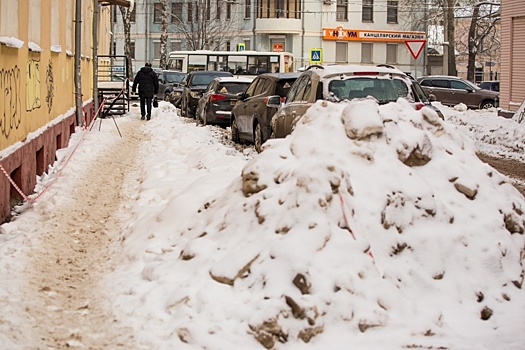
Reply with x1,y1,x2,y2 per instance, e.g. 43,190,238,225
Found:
130,6,136,22
226,41,231,51
386,44,397,64
28,0,42,48
335,42,348,62
431,79,449,88
387,1,397,23
226,1,231,19
206,0,211,20
51,0,59,48
171,40,182,51
362,0,373,22
244,39,251,50
216,0,221,19
187,2,193,21
154,2,163,23
153,42,161,59
257,0,301,19
361,43,373,63
336,0,347,21
286,76,307,102
451,80,469,90
245,0,251,18
244,79,260,98
172,2,183,22
130,41,136,60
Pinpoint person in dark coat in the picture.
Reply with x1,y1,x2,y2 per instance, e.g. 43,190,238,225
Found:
132,62,159,120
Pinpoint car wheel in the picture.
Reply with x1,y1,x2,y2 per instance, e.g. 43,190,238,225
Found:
231,118,240,143
480,100,494,109
254,122,263,153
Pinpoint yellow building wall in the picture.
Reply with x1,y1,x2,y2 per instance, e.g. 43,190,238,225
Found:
0,0,108,151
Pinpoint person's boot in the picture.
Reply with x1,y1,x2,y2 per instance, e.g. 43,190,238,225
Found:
141,115,145,120
147,114,151,120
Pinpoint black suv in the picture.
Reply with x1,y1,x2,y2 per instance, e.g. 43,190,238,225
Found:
270,64,443,140
180,70,233,118
231,72,301,152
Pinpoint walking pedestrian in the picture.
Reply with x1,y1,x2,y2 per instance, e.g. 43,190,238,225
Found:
132,62,159,120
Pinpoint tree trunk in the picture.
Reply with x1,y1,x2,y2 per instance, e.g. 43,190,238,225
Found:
119,6,133,80
466,4,481,82
446,0,457,76
160,0,168,69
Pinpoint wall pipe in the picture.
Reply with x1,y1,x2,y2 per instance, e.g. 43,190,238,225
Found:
74,0,83,126
93,1,100,117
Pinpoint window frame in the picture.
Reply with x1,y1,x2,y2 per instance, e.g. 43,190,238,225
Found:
336,0,347,21
387,0,398,23
362,0,373,22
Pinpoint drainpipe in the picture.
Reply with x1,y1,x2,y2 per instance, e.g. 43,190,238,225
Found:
252,0,256,50
74,0,83,126
301,0,305,67
93,0,100,118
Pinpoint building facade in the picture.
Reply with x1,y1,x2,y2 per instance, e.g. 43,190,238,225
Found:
500,0,525,113
0,0,125,224
113,0,428,77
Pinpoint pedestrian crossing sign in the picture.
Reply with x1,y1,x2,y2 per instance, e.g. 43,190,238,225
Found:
310,49,322,64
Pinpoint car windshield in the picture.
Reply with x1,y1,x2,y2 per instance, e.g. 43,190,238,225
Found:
328,77,412,104
192,73,231,86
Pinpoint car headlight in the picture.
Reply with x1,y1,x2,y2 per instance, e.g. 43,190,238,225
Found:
190,91,201,98
173,91,182,97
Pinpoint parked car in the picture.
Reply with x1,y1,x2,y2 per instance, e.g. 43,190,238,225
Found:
270,64,444,141
418,75,499,109
230,72,301,152
479,80,500,92
157,70,186,101
196,76,253,126
180,70,234,118
111,74,138,99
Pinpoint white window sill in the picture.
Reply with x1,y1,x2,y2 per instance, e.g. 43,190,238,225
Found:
0,36,24,49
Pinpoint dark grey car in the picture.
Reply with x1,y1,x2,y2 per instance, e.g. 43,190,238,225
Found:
180,71,233,118
230,72,300,152
418,76,499,109
157,70,186,100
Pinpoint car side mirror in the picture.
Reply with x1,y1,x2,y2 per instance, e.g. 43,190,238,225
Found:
466,87,474,93
237,92,246,100
266,95,281,108
428,93,437,102
180,81,187,87
159,78,165,84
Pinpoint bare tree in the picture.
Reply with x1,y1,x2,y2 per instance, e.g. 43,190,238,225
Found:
119,5,134,80
456,1,500,81
171,0,243,50
160,0,169,69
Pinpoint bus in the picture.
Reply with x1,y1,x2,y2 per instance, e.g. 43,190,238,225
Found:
166,50,295,75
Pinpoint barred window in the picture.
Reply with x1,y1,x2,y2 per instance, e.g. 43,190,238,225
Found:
171,2,183,23
154,2,162,23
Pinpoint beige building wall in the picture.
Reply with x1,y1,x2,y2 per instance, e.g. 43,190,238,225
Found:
501,0,525,111
0,0,115,223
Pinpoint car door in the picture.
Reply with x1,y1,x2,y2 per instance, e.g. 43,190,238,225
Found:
238,78,270,140
426,79,451,105
450,80,476,108
198,80,216,121
273,75,310,138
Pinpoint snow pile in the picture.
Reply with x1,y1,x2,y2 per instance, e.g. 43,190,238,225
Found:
113,100,525,349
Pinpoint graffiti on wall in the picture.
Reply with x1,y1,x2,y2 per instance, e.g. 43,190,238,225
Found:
45,60,54,113
0,66,22,140
26,59,41,111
